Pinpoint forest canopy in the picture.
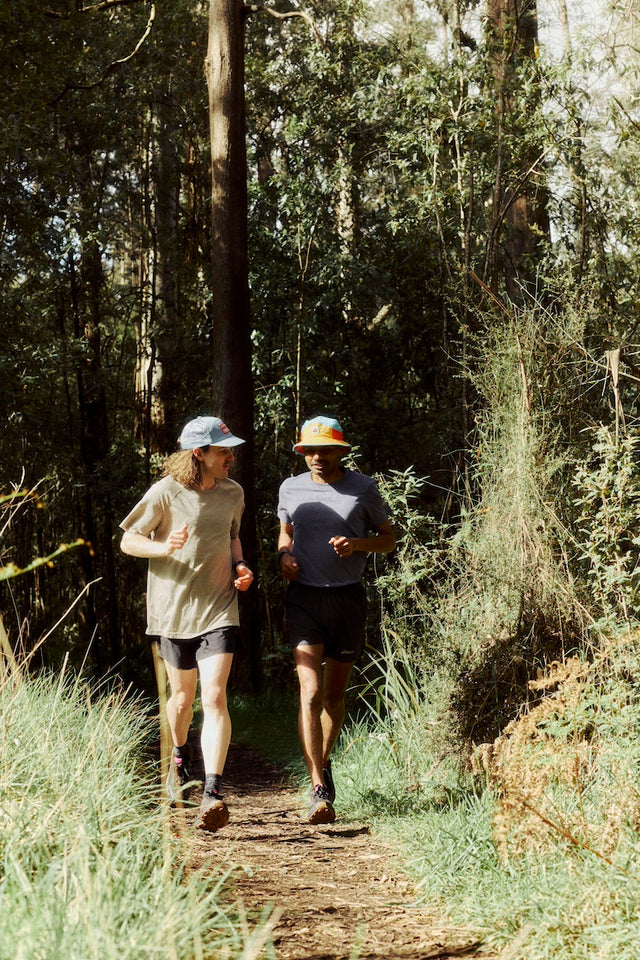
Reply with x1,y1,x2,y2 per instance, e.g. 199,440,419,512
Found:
2,0,639,704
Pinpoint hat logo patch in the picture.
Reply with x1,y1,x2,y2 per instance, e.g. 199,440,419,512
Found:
220,422,231,434
311,425,320,434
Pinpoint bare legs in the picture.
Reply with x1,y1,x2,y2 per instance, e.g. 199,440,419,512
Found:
164,653,234,776
198,653,234,776
294,645,353,788
164,661,197,750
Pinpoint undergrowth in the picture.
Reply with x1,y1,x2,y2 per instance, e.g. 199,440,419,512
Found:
332,310,640,958
0,667,273,960
230,688,304,778
332,626,640,959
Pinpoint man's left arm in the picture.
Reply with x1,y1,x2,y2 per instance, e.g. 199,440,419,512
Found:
230,536,254,591
329,520,396,559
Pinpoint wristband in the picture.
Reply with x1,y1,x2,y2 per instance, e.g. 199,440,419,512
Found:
233,560,248,572
278,548,292,564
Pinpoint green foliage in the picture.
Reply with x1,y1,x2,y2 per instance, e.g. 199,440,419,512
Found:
6,3,640,951
338,623,640,959
365,303,599,745
4,0,640,702
0,0,212,682
332,291,640,958
374,467,442,599
340,629,467,817
230,689,304,776
246,0,465,474
573,426,640,629
0,670,265,959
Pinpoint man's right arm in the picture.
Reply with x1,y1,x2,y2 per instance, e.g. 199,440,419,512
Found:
120,525,189,559
277,521,299,581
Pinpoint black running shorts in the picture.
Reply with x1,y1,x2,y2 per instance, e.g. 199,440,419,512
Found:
284,581,366,663
156,626,238,671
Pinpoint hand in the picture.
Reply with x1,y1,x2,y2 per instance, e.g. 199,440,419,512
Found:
165,524,189,555
279,552,299,581
329,535,355,558
233,564,254,591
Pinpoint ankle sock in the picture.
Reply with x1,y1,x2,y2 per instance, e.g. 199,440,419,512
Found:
204,774,223,796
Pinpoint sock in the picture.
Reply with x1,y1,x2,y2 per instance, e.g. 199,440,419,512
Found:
204,773,223,796
173,743,190,765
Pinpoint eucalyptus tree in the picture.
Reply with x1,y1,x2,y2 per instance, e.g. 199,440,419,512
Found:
0,2,153,670
0,1,213,679
483,0,550,296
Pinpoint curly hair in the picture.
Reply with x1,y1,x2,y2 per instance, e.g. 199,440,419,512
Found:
162,447,210,488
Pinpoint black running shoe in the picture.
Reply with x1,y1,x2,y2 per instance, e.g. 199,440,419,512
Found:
323,761,336,803
196,789,229,833
166,747,193,802
308,784,336,825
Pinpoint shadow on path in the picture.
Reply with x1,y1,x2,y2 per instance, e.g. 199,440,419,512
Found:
174,742,491,960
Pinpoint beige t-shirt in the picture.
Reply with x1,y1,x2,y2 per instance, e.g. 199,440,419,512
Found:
120,475,245,639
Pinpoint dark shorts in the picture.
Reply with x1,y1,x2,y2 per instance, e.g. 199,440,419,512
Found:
156,626,238,671
284,582,367,663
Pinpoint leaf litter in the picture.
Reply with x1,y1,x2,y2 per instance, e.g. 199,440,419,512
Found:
172,741,492,960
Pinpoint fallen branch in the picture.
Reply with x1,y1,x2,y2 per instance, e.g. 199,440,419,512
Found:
515,793,640,884
0,538,88,582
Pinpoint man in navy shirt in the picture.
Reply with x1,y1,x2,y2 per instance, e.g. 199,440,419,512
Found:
277,416,395,823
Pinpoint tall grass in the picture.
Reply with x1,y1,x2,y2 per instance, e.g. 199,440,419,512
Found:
0,667,271,960
332,305,640,958
334,627,640,959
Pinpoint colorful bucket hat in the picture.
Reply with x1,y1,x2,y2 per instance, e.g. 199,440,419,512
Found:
179,416,245,449
293,416,351,454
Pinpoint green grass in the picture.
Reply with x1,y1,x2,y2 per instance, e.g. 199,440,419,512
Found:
0,669,273,960
230,689,305,778
330,637,640,960
381,799,640,959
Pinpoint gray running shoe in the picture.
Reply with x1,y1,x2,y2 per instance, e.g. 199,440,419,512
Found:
308,784,336,825
166,747,194,802
323,762,336,803
196,790,229,833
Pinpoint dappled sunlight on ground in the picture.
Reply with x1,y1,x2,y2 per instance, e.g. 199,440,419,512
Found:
172,742,493,960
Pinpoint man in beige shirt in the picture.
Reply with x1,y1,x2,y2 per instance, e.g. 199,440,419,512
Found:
120,416,253,832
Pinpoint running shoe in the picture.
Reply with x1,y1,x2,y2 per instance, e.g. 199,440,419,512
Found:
308,783,336,825
196,789,229,833
166,747,194,802
323,761,336,803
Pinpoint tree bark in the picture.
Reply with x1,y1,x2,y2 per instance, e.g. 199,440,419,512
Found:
484,0,550,297
150,86,184,452
205,0,261,690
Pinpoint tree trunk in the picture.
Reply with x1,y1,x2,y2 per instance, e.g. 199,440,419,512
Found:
133,90,183,456
132,111,160,473
150,86,184,452
484,0,550,297
205,0,261,690
130,4,185,459
68,237,116,673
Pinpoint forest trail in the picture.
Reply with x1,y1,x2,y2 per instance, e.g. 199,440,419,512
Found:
176,742,493,960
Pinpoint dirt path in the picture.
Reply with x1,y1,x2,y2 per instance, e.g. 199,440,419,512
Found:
176,742,491,960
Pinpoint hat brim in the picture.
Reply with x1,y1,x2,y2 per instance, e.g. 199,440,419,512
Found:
293,440,351,455
212,437,245,447
181,436,245,450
